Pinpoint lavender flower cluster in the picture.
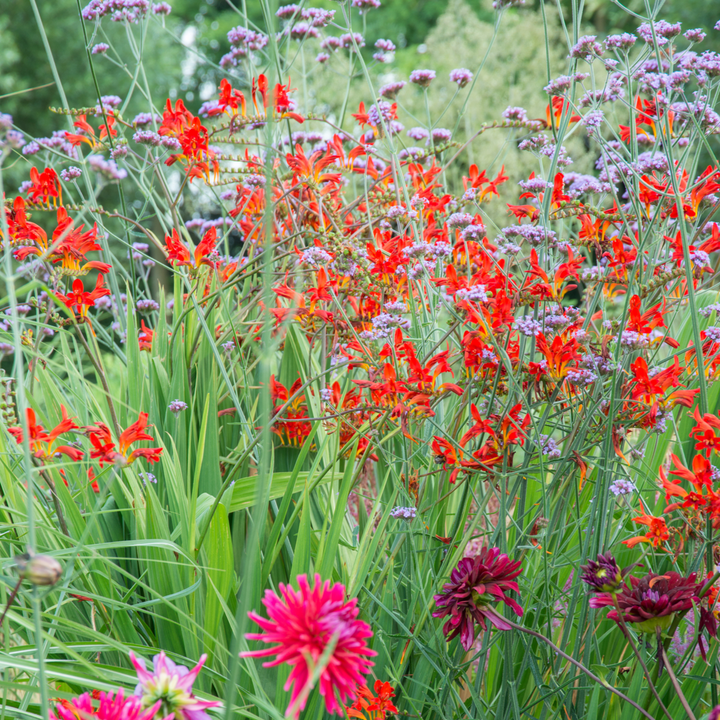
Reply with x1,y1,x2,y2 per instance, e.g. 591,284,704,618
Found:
0,114,25,152
390,506,416,521
23,130,77,159
221,27,269,68
81,0,155,23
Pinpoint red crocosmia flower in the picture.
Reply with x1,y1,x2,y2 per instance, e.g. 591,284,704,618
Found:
432,548,523,650
672,165,720,220
268,376,313,448
66,113,117,149
50,690,164,720
622,499,670,548
619,95,672,148
242,574,376,718
16,207,111,276
86,413,162,467
208,78,247,117
27,167,61,206
535,332,582,381
432,436,464,484
274,79,304,123
159,100,218,182
627,294,666,337
138,320,154,352
86,423,117,467
165,228,218,269
590,571,700,635
286,144,342,193
55,275,110,321
527,248,582,301
346,681,398,720
660,466,710,514
118,413,163,464
462,164,508,201
544,97,580,129
351,102,370,128
578,213,613,246
669,452,713,490
66,114,96,148
2,196,46,248
159,98,194,137
690,406,720,457
8,406,83,462
626,356,699,414
251,74,269,114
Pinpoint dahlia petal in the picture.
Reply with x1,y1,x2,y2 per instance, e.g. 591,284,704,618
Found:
485,608,512,631
129,652,154,686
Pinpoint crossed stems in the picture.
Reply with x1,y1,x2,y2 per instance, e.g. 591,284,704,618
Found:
492,570,720,720
490,610,658,720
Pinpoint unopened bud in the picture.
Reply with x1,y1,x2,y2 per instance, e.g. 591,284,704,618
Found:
15,553,62,586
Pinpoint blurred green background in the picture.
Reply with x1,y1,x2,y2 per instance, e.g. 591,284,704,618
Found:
3,0,718,138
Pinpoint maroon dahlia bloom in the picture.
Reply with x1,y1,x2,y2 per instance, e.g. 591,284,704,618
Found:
590,571,700,634
580,553,626,593
432,547,523,650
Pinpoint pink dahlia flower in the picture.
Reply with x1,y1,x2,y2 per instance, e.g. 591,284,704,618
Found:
51,690,163,720
242,574,376,717
130,651,221,720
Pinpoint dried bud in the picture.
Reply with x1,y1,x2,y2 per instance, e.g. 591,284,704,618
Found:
15,553,62,586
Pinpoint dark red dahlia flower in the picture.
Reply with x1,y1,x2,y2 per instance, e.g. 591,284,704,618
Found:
432,547,523,650
590,571,700,634
580,553,627,593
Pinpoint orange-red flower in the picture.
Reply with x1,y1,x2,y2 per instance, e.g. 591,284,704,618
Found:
159,100,218,182
286,144,342,194
8,406,84,462
1,196,46,248
269,376,313,447
526,248,583,301
15,207,111,276
346,681,398,720
54,275,110,320
545,97,580,129
165,228,218,270
27,167,61,206
622,499,670,548
138,320,154,352
66,113,117,149
208,78,247,117
626,356,698,413
690,407,720,457
86,413,162,467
